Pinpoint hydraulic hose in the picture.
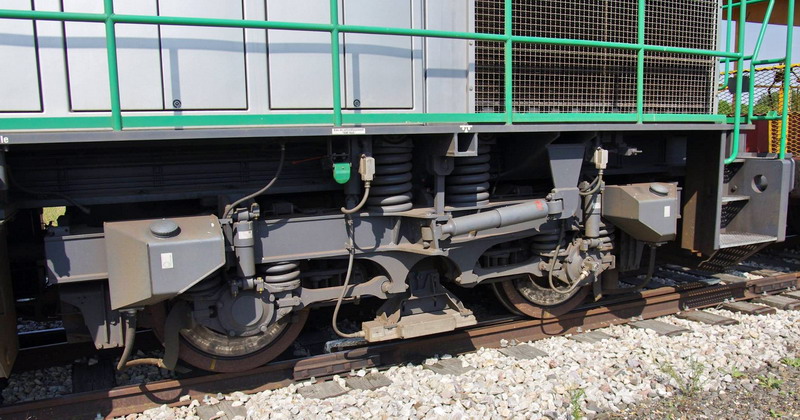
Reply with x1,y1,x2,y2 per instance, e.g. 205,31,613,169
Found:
224,143,286,219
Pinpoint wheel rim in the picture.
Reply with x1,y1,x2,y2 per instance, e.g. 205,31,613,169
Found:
498,275,590,319
149,304,309,372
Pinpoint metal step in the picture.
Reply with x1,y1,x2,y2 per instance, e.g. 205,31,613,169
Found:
721,195,750,204
719,232,778,248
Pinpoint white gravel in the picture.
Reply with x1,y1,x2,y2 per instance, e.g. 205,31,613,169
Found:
120,307,800,420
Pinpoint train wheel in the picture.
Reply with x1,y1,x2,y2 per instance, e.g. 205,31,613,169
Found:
149,305,309,372
497,275,590,319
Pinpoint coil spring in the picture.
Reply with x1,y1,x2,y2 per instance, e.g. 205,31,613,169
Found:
530,233,567,254
446,144,492,207
264,261,301,285
367,137,414,212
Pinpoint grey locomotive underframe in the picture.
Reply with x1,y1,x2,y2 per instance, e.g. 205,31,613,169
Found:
0,123,792,375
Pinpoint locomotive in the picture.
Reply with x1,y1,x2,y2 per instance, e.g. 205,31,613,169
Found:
0,0,794,374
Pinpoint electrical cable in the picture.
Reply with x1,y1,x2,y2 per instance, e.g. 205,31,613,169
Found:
579,170,604,196
547,221,581,295
603,244,658,295
341,182,371,214
331,215,365,338
9,171,90,214
224,143,286,219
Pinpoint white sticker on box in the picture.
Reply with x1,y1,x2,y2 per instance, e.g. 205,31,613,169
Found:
238,230,253,240
663,205,671,218
161,252,174,270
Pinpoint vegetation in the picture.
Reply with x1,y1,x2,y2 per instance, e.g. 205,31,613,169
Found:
757,374,783,390
569,388,586,419
659,360,706,397
780,357,800,368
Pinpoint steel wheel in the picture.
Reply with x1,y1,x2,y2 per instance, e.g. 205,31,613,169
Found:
149,304,309,372
497,275,590,319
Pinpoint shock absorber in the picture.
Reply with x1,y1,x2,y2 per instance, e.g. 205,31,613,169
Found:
446,144,492,207
367,137,414,212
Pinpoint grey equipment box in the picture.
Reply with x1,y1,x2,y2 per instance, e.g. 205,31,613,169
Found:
104,215,225,310
602,183,680,243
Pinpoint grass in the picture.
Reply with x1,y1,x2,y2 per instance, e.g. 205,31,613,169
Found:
729,366,747,379
659,359,706,397
569,388,585,419
757,374,784,390
781,357,800,368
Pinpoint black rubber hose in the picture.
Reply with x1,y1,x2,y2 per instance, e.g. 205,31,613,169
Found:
603,245,657,295
116,311,138,371
224,143,286,219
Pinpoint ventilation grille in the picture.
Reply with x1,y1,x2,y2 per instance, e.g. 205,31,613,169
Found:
474,0,718,115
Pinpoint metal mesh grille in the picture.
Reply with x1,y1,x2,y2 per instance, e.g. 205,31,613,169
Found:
643,0,718,114
474,0,718,114
474,0,506,113
718,64,800,155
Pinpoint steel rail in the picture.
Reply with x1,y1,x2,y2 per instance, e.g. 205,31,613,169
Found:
0,272,796,420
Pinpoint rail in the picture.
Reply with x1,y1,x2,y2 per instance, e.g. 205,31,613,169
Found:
0,0,795,161
0,267,797,419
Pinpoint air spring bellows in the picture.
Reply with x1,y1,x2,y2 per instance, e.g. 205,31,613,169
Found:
446,144,492,207
367,137,414,213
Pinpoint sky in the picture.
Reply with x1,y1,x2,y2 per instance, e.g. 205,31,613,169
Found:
720,21,800,67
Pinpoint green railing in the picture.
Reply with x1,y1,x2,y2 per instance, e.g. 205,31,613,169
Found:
0,0,794,161
720,0,795,161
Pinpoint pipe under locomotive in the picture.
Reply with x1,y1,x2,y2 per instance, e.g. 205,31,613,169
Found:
0,0,794,374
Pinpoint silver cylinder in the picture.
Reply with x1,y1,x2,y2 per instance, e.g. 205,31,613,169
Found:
584,194,601,238
441,200,550,236
233,220,256,278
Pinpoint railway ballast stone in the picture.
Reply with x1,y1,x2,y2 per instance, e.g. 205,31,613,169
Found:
112,306,800,419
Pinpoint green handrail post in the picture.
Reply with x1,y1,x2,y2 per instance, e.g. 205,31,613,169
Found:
636,0,645,123
504,0,513,124
747,0,776,124
725,0,747,165
722,0,734,89
780,0,795,159
330,0,342,127
0,4,775,131
103,0,122,131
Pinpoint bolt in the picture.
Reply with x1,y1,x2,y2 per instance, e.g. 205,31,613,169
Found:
260,325,268,333
228,330,236,337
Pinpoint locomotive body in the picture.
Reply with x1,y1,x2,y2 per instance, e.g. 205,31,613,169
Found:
0,0,794,374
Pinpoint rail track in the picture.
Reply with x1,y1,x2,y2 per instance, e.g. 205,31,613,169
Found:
1,255,798,420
